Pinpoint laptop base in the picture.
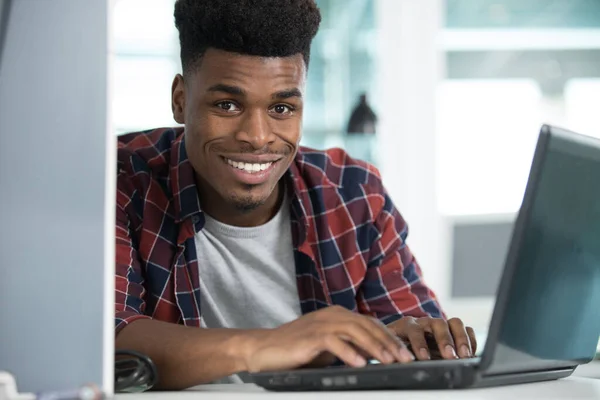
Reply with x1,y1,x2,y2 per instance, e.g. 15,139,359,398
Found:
473,368,574,389
252,362,575,391
252,360,479,391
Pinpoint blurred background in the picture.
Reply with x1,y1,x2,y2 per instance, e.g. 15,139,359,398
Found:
110,0,600,336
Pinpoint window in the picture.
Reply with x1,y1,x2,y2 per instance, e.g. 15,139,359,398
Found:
437,79,542,215
438,0,600,217
565,78,600,138
111,0,178,134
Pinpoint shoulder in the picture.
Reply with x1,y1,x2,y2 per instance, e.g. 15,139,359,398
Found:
295,146,385,192
117,127,183,176
116,127,183,211
293,147,390,222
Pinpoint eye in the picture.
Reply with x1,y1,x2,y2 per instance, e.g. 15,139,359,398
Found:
216,101,240,112
270,104,294,116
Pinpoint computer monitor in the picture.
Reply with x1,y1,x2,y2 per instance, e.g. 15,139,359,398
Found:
0,0,114,395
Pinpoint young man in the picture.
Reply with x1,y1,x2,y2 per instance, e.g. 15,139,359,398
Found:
115,0,476,390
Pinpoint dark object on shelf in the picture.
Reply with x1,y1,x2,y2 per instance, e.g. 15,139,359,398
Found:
346,93,377,134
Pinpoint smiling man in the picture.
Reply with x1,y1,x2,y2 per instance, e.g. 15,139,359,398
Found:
115,0,476,390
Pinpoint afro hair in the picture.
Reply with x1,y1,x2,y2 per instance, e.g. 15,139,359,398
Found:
174,0,322,73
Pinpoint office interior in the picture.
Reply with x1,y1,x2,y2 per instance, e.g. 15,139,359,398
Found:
112,0,600,337
2,0,600,396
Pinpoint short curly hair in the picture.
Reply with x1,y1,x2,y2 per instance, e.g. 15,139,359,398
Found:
174,0,322,73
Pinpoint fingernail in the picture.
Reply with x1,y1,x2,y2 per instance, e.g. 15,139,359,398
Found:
446,345,458,359
399,347,415,362
419,348,431,360
355,355,367,367
460,345,472,358
381,350,394,363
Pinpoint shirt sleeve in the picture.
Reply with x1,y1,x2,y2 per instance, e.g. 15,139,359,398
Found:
357,187,446,324
114,182,152,335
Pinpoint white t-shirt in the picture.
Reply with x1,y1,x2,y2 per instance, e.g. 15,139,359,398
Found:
194,194,302,382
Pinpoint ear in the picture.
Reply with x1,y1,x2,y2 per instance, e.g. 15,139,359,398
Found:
171,74,185,124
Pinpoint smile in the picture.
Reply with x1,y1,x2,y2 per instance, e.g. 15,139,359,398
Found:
225,158,273,174
220,155,282,186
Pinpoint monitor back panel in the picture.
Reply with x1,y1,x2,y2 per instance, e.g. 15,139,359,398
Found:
0,0,114,394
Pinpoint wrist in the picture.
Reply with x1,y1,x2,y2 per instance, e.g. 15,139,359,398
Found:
227,329,269,373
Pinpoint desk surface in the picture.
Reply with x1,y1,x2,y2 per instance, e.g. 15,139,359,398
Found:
115,376,600,399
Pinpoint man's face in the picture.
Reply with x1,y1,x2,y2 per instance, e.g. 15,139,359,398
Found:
171,48,306,213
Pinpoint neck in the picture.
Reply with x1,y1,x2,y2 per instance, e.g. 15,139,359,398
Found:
196,179,284,227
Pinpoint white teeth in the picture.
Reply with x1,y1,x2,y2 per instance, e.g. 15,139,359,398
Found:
225,158,273,173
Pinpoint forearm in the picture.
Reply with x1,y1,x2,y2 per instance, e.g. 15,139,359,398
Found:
115,319,258,390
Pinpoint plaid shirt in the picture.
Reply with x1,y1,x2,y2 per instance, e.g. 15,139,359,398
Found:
115,127,443,334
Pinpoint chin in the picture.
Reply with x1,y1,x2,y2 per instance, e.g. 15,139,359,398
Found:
227,190,270,212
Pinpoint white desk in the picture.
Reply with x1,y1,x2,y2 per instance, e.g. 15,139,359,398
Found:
115,376,600,399
573,361,600,379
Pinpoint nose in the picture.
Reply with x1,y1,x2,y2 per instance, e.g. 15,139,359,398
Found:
235,109,275,150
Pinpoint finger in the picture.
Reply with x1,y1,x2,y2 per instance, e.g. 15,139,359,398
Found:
429,319,458,359
319,334,367,368
424,332,443,359
447,318,472,358
337,322,409,364
403,319,432,361
466,326,478,356
318,307,405,362
363,317,415,363
305,351,338,369
317,308,411,363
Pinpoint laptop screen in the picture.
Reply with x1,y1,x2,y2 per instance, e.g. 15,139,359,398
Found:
486,127,600,374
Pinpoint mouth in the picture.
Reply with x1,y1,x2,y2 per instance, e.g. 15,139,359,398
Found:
220,155,282,185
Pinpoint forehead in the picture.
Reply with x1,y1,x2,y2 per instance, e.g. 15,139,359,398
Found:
188,48,307,94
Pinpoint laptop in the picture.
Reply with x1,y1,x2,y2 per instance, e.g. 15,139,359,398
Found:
251,124,600,391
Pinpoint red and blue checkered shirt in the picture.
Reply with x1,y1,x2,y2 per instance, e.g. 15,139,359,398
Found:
115,128,444,335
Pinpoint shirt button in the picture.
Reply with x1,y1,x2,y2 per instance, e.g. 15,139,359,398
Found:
192,215,200,224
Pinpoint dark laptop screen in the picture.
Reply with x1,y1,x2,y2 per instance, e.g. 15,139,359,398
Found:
488,127,600,374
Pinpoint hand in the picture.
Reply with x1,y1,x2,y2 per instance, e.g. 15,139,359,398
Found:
387,317,477,361
240,306,415,373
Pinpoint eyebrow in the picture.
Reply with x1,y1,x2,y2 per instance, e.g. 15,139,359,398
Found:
206,84,302,100
272,88,302,100
207,84,246,97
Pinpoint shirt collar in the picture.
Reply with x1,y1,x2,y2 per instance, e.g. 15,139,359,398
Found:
170,132,202,223
286,157,310,229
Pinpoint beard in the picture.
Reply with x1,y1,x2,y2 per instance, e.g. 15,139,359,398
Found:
229,184,268,213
